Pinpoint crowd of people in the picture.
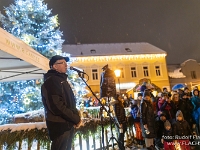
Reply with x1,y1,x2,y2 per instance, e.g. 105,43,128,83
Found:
129,85,200,150
42,55,200,150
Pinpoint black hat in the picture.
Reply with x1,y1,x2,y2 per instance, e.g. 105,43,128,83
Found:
49,55,69,68
180,92,187,98
143,89,151,97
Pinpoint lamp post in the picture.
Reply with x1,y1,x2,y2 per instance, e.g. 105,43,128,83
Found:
114,69,121,94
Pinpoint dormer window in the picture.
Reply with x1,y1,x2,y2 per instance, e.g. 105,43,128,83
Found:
90,49,96,53
125,48,132,52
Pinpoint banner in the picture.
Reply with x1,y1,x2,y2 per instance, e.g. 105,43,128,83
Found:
0,28,49,71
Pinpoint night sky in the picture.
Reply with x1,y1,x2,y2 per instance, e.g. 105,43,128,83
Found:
1,0,200,64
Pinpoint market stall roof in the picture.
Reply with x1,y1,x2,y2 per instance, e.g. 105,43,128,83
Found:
0,28,49,82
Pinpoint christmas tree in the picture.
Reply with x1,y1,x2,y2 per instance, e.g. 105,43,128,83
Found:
0,0,64,58
0,0,88,125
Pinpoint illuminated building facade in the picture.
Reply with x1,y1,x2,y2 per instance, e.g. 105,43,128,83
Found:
63,43,170,95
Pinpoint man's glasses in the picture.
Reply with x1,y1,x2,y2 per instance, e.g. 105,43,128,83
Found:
55,62,66,65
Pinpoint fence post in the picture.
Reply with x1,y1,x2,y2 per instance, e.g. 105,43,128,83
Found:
18,140,22,150
37,140,40,150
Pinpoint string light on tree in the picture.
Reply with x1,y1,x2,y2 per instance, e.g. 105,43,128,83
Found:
0,0,88,125
0,0,64,58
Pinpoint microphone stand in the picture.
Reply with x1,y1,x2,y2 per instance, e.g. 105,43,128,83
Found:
76,72,120,150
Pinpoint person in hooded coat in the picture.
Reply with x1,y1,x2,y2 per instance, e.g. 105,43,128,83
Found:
173,110,192,150
130,93,144,147
191,89,200,131
163,120,175,150
140,89,156,150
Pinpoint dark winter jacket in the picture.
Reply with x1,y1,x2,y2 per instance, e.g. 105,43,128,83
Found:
41,70,80,140
131,104,140,122
140,99,156,138
163,128,173,142
178,98,194,127
114,100,127,132
155,114,167,138
173,120,192,137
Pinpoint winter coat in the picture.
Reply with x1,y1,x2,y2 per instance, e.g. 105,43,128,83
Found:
173,100,180,112
191,96,200,111
178,98,194,127
155,117,165,138
131,103,140,122
173,120,192,137
191,96,200,125
163,128,173,142
140,99,156,138
140,85,147,93
160,101,176,121
41,70,80,140
114,100,127,132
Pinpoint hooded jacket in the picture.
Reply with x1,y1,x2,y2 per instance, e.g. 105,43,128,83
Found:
41,70,80,140
173,110,192,137
191,89,200,111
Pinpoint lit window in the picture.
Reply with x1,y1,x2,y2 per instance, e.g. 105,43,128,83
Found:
131,67,137,78
191,71,197,79
92,69,98,80
155,66,161,76
143,66,149,77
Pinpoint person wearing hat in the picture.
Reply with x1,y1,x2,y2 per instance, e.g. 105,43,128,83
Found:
114,94,127,150
130,92,144,148
173,110,192,150
184,87,192,98
154,112,167,150
41,55,81,150
191,89,200,132
140,89,156,150
162,120,175,150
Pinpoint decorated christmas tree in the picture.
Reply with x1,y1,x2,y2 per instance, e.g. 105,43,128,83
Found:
0,0,64,58
0,0,88,125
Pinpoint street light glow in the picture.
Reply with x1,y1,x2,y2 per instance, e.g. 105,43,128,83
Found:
114,69,121,78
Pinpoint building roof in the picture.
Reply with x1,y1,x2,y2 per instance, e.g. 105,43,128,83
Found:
62,42,166,57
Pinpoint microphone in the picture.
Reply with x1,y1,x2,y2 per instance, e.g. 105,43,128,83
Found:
70,66,86,74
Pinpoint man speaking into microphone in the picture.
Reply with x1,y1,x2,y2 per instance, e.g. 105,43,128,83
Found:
41,55,81,150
